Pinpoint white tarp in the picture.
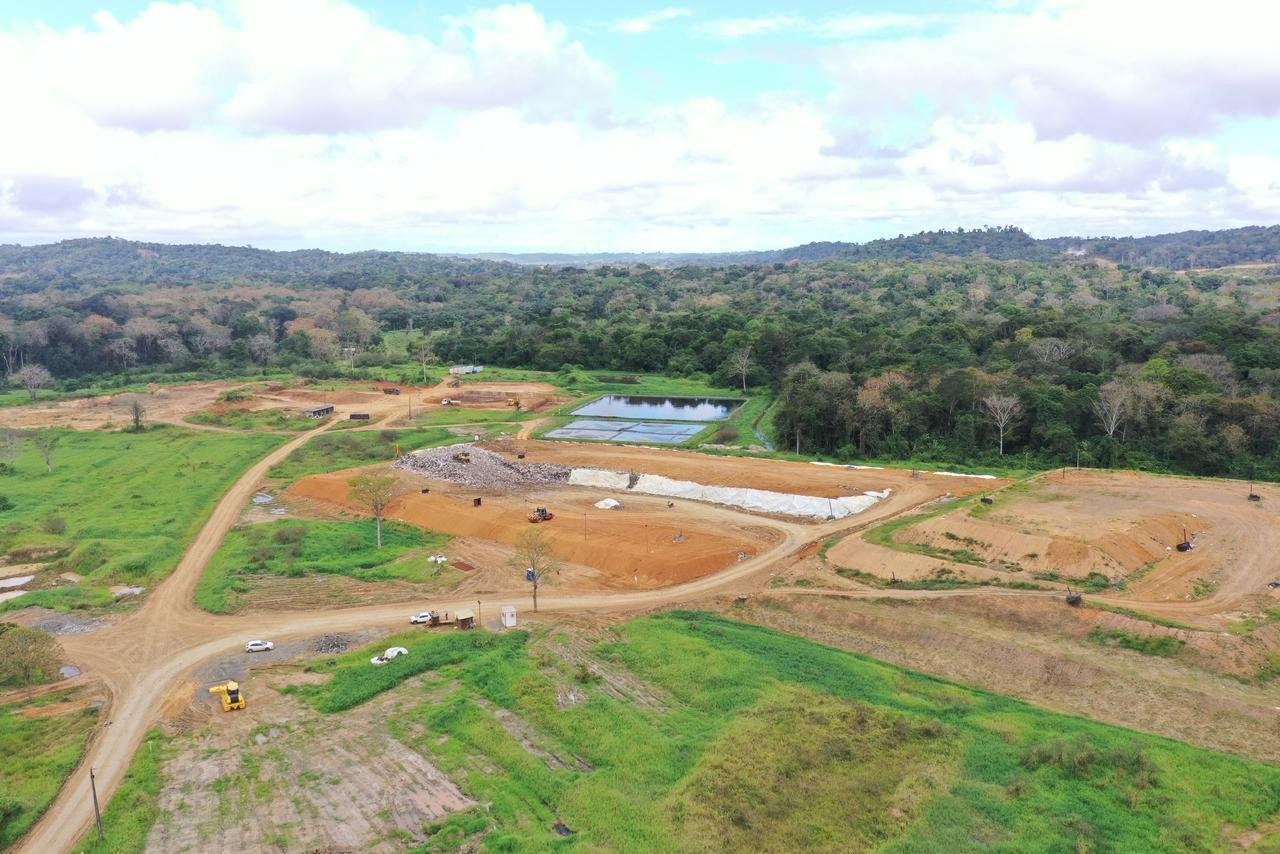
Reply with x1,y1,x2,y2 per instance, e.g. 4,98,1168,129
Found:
630,473,889,520
570,469,632,489
594,498,622,509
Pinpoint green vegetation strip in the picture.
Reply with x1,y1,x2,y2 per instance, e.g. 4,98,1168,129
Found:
0,427,285,613
290,612,1280,851
75,731,169,853
186,408,318,432
0,690,99,848
196,519,451,614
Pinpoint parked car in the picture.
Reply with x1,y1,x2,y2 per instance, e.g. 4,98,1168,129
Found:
1268,580,1280,590
245,640,275,653
410,611,434,624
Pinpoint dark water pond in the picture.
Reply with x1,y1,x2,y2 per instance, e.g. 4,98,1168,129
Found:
571,395,741,421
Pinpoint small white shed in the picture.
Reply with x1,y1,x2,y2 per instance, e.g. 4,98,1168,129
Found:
500,606,517,628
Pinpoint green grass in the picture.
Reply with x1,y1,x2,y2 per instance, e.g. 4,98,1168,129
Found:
406,408,537,427
0,427,284,613
186,408,320,432
1086,601,1204,632
294,612,1280,851
1228,607,1280,635
265,427,462,482
1086,627,1186,657
75,731,169,853
196,519,451,613
0,690,99,848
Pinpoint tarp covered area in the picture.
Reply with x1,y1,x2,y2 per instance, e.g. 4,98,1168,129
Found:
569,467,890,519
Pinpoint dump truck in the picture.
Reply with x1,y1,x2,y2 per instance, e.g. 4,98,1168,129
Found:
209,681,246,712
528,507,554,523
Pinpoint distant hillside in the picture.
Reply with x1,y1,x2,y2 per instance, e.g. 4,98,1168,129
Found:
2,225,1278,286
476,225,1280,269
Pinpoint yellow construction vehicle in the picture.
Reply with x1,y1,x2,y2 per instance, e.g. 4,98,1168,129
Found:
209,681,246,712
453,451,472,464
528,507,554,524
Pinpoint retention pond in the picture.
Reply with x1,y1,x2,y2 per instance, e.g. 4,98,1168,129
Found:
571,395,742,421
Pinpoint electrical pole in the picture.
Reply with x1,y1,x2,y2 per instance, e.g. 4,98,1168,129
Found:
90,767,104,841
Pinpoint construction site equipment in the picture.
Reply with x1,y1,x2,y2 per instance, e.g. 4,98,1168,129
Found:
448,379,462,388
209,681,246,711
980,496,994,505
1249,482,1261,501
453,451,472,464
383,388,402,395
441,398,458,406
528,507,554,523
506,397,519,407
1176,527,1194,552
473,497,483,507
1065,587,1083,607
349,412,371,420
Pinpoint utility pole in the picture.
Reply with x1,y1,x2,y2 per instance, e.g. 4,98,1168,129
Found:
90,767,104,841
476,600,482,627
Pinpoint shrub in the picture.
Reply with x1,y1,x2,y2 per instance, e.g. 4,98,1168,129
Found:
43,515,67,535
0,496,12,512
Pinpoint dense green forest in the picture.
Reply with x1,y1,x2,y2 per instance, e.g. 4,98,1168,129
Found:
2,233,1279,479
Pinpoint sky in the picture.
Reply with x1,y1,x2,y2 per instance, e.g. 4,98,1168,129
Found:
0,0,1278,252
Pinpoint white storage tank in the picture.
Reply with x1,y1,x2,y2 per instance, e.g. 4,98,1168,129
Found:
500,606,517,628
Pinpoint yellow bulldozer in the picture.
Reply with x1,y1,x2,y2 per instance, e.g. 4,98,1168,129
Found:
209,680,246,712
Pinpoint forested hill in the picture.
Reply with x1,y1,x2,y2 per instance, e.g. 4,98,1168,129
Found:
0,237,506,289
2,224,1278,284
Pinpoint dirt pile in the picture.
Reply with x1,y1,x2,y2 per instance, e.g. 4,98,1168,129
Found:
395,443,570,490
312,633,351,654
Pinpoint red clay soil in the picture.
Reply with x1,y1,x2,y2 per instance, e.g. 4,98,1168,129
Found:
287,470,776,587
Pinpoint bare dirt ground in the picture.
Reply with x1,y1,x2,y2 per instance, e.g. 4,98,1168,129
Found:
827,469,1280,624
0,381,244,430
13,380,1280,853
147,671,470,853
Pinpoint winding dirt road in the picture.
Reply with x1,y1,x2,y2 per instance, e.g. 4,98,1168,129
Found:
16,412,1262,852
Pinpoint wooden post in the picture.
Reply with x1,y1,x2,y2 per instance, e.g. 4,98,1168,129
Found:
90,767,104,841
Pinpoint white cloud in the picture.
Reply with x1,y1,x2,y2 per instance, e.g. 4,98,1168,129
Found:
701,12,942,40
612,8,690,35
0,0,1276,251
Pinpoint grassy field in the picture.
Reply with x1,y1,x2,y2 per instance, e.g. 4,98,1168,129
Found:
405,408,537,427
0,427,284,613
0,689,99,848
265,427,464,483
196,519,452,613
185,408,321,432
75,731,168,853
283,612,1280,851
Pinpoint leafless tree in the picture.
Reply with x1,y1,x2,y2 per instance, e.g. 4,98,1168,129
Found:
31,431,60,473
1028,337,1078,368
982,393,1022,456
128,398,146,432
1092,381,1129,438
14,364,52,401
247,333,275,365
414,337,434,382
349,472,399,548
0,428,18,464
510,527,560,612
728,347,753,393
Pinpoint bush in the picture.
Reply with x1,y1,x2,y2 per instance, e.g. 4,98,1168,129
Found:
0,496,12,512
717,424,740,443
43,515,66,535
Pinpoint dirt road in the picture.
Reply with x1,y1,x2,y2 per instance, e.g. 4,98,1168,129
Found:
14,417,1272,852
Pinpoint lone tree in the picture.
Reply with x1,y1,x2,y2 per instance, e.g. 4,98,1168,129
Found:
511,527,560,612
414,338,434,383
349,472,399,548
1092,381,1128,438
14,364,52,402
0,623,63,688
982,393,1022,456
128,397,147,432
728,347,754,393
31,431,60,473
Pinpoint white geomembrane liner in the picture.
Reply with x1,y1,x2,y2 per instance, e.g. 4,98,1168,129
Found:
570,468,889,519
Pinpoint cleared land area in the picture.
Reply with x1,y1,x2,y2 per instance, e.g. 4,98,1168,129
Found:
89,614,1280,851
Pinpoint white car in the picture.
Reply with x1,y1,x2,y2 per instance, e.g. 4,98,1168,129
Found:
410,611,440,625
245,640,275,653
371,646,409,666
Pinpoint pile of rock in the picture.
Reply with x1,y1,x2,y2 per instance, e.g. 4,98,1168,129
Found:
312,633,350,654
395,444,570,490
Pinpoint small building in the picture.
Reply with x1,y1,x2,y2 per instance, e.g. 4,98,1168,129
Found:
455,608,476,630
500,606,517,628
449,364,484,375
303,404,334,418
349,412,370,420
